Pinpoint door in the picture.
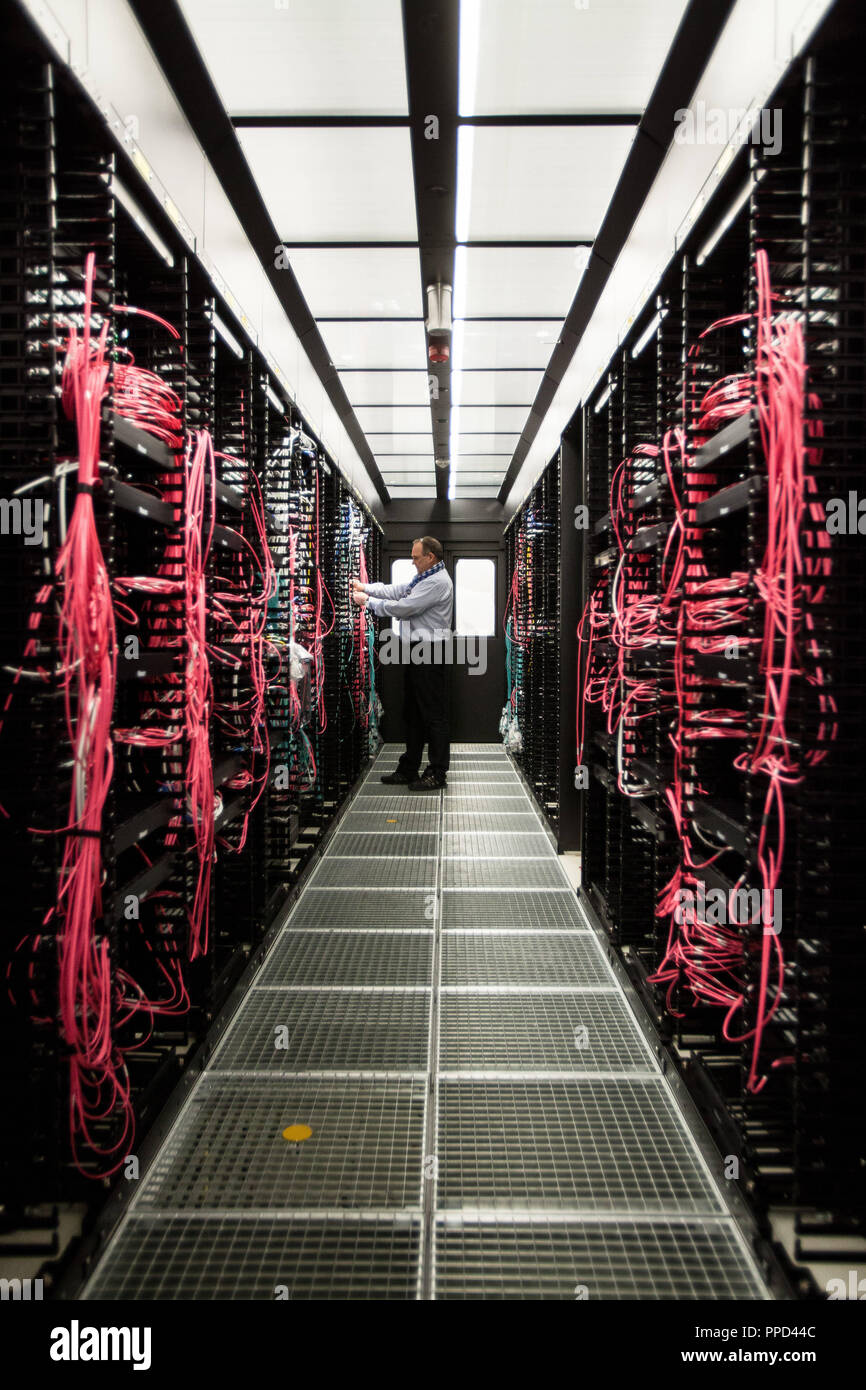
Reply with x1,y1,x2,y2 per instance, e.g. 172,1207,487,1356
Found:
444,544,506,743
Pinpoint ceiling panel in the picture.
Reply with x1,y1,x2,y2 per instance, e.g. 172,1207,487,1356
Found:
455,433,521,453
286,248,422,318
381,473,437,486
459,321,560,369
454,245,590,317
388,486,439,498
378,456,438,472
457,125,636,241
442,453,510,468
460,0,689,115
342,371,431,406
318,320,427,370
452,486,502,497
452,370,543,406
368,434,434,455
453,405,529,433
355,406,433,433
236,128,417,241
179,0,408,116
453,473,507,485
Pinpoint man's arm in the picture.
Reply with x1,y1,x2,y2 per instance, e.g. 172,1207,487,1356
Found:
361,580,411,601
367,572,449,619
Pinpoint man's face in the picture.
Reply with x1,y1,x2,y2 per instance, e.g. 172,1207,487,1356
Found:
411,543,435,574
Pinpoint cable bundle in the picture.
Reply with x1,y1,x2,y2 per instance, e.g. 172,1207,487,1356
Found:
650,251,836,1089
111,303,184,452
54,254,131,1174
181,429,215,960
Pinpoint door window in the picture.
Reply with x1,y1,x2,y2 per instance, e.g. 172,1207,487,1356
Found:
454,557,496,636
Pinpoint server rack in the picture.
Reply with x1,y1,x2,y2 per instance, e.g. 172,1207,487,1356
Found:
570,25,866,1246
0,40,382,1262
503,456,561,828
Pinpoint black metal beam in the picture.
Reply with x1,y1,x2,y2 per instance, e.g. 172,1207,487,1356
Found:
401,0,459,502
232,113,641,128
498,0,738,506
276,239,593,250
125,0,389,507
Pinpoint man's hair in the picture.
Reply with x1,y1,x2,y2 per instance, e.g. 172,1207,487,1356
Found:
414,535,443,561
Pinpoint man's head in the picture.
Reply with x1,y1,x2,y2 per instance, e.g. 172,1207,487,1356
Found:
411,536,443,574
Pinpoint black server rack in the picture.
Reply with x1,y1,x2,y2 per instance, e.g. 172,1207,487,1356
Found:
569,24,866,1247
0,41,382,1260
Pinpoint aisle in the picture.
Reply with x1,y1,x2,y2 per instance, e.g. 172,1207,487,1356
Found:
83,745,771,1300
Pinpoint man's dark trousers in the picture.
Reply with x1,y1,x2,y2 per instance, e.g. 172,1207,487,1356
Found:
395,640,451,779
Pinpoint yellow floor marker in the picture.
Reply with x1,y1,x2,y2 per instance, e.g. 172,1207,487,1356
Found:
282,1124,312,1143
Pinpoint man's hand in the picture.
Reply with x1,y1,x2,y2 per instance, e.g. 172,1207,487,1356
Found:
351,591,369,608
351,578,366,596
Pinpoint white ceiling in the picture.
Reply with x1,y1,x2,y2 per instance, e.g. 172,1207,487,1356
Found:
456,126,638,242
179,0,409,115
454,245,591,318
460,0,689,115
236,128,418,242
317,320,427,372
33,0,827,513
342,372,430,406
176,0,695,501
452,370,543,406
285,248,423,318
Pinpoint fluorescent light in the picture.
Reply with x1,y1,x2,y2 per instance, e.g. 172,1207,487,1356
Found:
212,310,244,360
267,384,286,415
631,305,668,360
111,176,173,267
450,317,465,424
593,380,617,414
453,244,468,320
451,318,465,377
696,176,754,266
448,416,459,500
455,126,475,244
458,0,482,118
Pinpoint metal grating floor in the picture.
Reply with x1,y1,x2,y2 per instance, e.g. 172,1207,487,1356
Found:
440,891,585,932
87,1215,422,1300
83,742,771,1301
442,858,569,890
444,794,528,810
432,1218,765,1300
444,810,545,833
437,993,655,1072
258,931,434,988
136,1076,426,1212
209,989,432,1071
442,831,555,858
311,856,437,889
330,831,439,857
287,889,432,929
341,810,439,833
441,933,613,987
435,1078,723,1213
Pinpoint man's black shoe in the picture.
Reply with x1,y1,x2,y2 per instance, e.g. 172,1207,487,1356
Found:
410,768,447,791
380,770,414,785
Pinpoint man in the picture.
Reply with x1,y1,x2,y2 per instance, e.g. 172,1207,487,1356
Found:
352,536,453,790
